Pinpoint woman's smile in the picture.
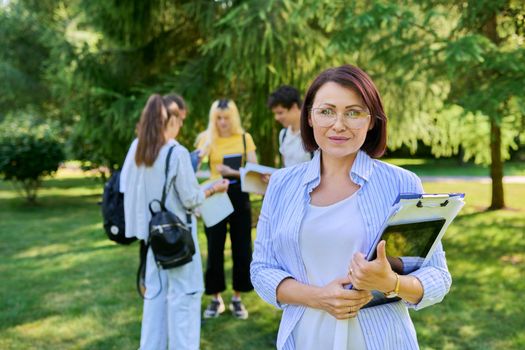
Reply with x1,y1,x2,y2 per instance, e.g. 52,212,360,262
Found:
328,135,351,144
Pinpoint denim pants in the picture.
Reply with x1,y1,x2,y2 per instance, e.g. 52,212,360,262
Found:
139,246,204,350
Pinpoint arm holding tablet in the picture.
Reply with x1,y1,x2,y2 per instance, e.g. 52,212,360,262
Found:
348,194,464,309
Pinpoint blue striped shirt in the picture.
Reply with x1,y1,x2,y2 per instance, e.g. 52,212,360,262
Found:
251,150,451,350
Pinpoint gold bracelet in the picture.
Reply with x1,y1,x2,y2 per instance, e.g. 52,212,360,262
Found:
384,272,400,298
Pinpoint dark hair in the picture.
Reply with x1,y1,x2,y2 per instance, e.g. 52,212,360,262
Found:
300,65,387,158
267,85,302,109
163,93,186,111
135,94,170,166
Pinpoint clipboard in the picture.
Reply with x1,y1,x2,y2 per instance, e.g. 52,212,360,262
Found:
367,193,465,262
358,193,465,308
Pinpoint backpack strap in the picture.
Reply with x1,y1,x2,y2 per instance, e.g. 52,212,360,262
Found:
160,145,192,226
280,128,288,146
160,145,176,207
242,133,247,166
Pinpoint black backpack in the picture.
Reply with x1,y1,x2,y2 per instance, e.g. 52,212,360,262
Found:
148,145,195,269
101,170,137,245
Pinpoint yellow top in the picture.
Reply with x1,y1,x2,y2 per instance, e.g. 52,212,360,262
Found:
198,133,256,179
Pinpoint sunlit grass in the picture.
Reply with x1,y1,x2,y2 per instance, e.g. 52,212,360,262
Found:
1,169,524,349
385,158,525,177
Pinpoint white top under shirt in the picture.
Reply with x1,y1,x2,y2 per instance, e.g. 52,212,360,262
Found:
292,192,367,350
279,127,312,167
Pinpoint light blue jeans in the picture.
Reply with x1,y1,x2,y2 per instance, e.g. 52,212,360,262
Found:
139,247,204,350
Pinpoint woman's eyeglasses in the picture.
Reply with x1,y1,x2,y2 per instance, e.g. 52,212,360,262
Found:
311,107,370,129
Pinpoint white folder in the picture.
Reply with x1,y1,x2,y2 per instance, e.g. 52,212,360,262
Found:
239,162,277,195
198,180,234,227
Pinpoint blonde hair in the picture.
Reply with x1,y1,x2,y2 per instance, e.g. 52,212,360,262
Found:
198,99,244,156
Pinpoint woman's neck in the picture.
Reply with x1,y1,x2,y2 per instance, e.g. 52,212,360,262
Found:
218,130,232,137
164,131,175,142
320,151,358,179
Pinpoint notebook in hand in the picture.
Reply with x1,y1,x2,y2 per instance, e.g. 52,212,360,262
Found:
223,154,243,170
362,217,447,308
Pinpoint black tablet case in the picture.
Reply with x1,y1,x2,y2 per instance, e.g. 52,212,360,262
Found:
362,217,447,308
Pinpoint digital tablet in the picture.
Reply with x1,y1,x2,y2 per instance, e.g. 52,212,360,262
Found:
367,217,447,268
223,154,243,170
362,217,447,308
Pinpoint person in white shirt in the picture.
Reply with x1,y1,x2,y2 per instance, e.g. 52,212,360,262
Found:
268,86,312,167
122,94,228,350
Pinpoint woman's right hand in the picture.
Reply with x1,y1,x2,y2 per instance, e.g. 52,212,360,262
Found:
212,179,229,193
313,275,372,320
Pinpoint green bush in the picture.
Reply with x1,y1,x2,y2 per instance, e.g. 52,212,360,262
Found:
0,115,65,203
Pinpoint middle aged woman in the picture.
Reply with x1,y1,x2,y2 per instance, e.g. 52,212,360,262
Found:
122,94,228,350
251,65,452,350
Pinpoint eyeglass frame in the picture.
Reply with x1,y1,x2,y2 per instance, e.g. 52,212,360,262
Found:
310,107,371,129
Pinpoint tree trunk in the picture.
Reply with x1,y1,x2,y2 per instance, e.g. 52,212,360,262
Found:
489,118,505,210
483,13,505,210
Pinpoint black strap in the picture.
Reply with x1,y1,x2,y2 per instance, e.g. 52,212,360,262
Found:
160,145,176,207
280,128,287,145
161,145,192,225
242,133,247,166
136,240,148,298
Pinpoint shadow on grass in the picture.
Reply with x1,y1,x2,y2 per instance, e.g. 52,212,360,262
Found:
42,177,102,190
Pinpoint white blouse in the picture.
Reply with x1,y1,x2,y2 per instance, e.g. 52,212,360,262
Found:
292,192,368,350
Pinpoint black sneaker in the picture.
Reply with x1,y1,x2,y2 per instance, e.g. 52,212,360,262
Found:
229,300,249,319
203,299,225,319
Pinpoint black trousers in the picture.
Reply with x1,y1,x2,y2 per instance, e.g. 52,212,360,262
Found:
204,183,253,294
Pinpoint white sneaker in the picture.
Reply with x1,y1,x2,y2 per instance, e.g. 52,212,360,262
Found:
203,299,225,318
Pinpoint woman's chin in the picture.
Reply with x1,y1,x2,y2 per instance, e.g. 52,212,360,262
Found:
320,146,359,160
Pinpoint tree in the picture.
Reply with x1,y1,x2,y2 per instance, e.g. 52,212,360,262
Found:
331,0,525,209
0,115,65,203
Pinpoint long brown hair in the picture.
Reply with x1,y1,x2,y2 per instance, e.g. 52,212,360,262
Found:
135,94,169,166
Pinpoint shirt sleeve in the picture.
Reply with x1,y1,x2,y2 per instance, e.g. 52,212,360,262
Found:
399,172,452,310
119,138,138,193
405,242,452,310
244,133,257,153
250,171,294,309
171,146,205,210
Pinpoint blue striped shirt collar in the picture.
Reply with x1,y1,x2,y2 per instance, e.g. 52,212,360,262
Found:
302,149,374,187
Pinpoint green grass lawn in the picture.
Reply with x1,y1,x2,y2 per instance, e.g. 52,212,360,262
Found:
1,168,524,349
384,158,525,177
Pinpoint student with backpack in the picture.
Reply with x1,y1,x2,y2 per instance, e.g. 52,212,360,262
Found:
122,94,228,350
268,85,312,167
195,99,258,320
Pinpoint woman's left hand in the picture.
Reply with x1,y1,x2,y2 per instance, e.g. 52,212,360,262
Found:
348,240,397,294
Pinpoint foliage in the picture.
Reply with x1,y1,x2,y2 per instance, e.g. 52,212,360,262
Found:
329,0,525,208
330,0,525,162
0,115,65,203
0,0,523,197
